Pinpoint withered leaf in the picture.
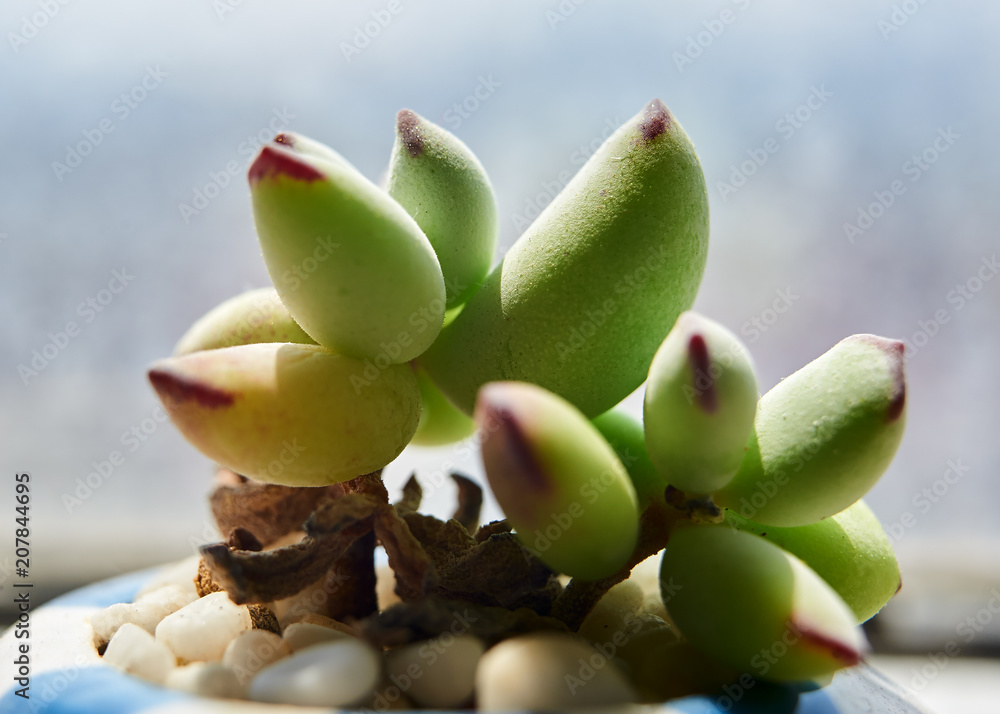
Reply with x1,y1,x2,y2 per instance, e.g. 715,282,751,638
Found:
395,473,422,516
358,596,569,649
401,513,559,613
227,527,263,552
435,532,560,613
450,473,483,533
305,491,381,535
326,530,378,621
403,513,477,563
209,469,333,547
474,519,512,543
201,493,379,605
322,472,387,620
373,504,433,601
342,470,389,501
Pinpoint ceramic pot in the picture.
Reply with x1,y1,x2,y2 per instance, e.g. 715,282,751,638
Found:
0,567,928,713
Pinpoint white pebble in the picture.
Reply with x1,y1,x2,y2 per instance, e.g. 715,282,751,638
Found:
103,623,176,685
628,555,663,599
610,612,680,674
476,633,636,710
165,662,246,699
386,635,485,708
89,604,137,648
90,584,200,647
135,555,201,601
628,555,674,622
249,639,382,707
641,594,671,621
578,580,644,646
156,591,252,663
223,630,290,684
283,622,351,652
136,583,200,611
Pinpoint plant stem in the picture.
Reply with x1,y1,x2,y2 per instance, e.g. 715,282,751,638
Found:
551,498,679,631
323,471,387,620
325,530,378,620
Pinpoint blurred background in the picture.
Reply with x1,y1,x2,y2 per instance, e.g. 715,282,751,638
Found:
1,0,998,710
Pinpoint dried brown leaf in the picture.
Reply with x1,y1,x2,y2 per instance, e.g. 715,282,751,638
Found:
326,530,378,621
474,519,512,543
395,473,422,516
398,513,559,613
403,513,477,563
450,473,483,533
209,470,332,547
227,527,263,552
435,532,561,613
373,504,433,601
342,470,389,501
321,472,388,620
201,493,379,605
358,597,569,649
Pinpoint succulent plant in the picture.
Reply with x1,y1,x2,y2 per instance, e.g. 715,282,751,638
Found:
148,99,907,703
660,525,865,681
714,334,906,526
726,500,901,623
173,287,316,356
149,343,420,487
643,311,759,495
475,381,640,581
386,109,498,308
249,136,445,364
591,408,665,508
421,99,710,418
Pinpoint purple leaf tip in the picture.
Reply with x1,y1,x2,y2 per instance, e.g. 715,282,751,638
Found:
396,109,424,157
248,145,325,185
149,366,235,409
854,335,906,422
688,334,718,413
639,98,671,142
